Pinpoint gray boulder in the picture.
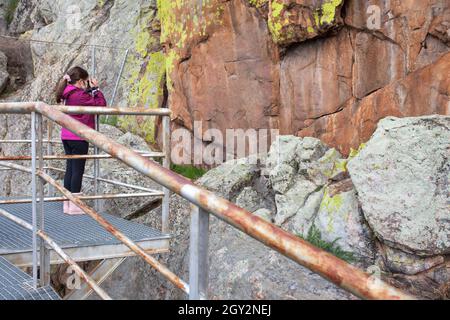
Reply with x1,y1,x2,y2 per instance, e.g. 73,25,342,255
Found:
198,158,259,199
235,187,262,213
274,179,318,226
348,116,450,256
383,246,445,276
314,180,375,265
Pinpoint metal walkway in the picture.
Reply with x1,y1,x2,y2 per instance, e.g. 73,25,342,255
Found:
0,202,170,267
0,257,59,300
0,102,416,300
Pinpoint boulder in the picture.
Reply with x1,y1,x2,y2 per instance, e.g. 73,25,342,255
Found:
236,187,263,212
314,180,375,264
286,188,324,236
205,216,354,300
274,178,318,226
348,116,450,256
253,208,273,222
383,246,445,276
198,158,259,199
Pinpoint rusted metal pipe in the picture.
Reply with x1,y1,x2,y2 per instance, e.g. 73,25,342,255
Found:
0,193,163,205
0,152,164,161
0,140,62,144
0,102,171,116
0,208,112,300
46,166,157,193
30,102,415,300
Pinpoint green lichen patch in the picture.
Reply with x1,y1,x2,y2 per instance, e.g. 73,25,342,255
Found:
320,188,343,214
348,143,367,159
317,0,343,25
112,7,166,144
267,0,343,45
157,0,225,90
248,0,269,8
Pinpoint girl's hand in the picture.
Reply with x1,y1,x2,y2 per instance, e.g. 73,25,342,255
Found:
89,78,99,88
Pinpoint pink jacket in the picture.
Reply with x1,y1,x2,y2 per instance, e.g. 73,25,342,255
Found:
60,85,107,141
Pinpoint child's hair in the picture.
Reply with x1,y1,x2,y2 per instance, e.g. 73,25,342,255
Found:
55,66,89,103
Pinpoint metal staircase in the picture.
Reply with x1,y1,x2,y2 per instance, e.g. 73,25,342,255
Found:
0,104,172,300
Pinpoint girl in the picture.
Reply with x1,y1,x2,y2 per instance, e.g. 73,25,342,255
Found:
55,66,107,215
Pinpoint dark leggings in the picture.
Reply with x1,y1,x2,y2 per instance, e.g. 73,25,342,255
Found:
62,140,89,193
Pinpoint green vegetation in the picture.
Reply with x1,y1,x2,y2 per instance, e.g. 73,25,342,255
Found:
100,115,118,126
298,225,355,263
6,0,19,25
170,164,208,180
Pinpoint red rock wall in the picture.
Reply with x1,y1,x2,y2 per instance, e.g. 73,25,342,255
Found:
160,0,449,155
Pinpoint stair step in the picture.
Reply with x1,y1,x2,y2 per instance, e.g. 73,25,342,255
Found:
0,257,60,300
0,201,170,266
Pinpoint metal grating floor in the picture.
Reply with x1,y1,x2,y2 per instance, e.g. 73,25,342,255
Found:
0,201,170,254
0,257,60,300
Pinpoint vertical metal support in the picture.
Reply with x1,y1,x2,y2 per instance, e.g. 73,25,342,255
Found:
30,112,38,288
37,114,50,286
47,121,54,197
162,114,171,233
189,206,209,300
92,45,100,211
91,46,96,76
94,117,100,211
110,48,130,106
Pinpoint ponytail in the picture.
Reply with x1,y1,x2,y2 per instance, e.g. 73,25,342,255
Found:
54,66,89,103
55,78,69,103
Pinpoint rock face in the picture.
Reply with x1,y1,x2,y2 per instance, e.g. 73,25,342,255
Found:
1,0,166,144
348,116,450,256
160,0,450,156
0,0,8,35
0,51,8,93
2,0,448,153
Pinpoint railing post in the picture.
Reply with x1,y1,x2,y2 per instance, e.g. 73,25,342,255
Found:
94,116,100,211
37,113,50,286
92,45,100,211
189,205,209,300
30,112,38,288
161,114,171,233
47,121,55,197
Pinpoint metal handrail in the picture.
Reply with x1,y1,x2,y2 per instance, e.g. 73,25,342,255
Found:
0,102,416,300
0,161,190,295
0,103,172,116
0,152,165,161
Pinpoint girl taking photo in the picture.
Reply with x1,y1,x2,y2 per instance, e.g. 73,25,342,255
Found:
55,66,107,215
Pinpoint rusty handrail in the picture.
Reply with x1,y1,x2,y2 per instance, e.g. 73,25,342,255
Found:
0,152,165,161
0,103,171,116
0,102,416,300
